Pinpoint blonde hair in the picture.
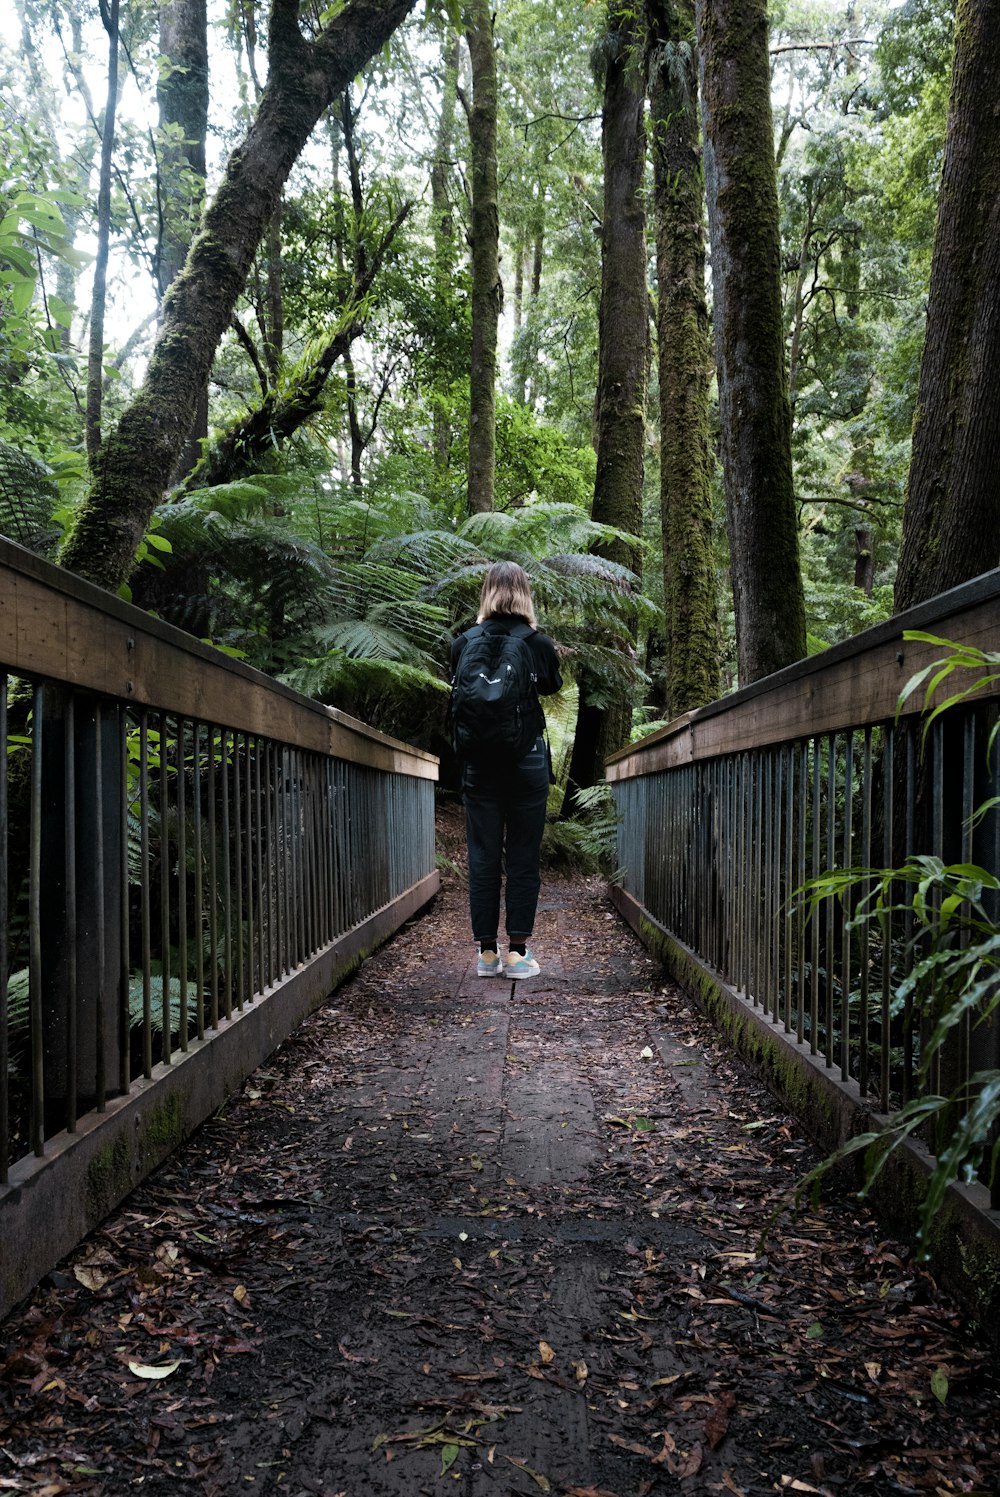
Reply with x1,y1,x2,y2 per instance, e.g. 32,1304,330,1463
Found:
477,561,537,627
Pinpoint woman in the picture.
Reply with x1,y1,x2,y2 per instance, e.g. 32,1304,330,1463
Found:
450,561,562,978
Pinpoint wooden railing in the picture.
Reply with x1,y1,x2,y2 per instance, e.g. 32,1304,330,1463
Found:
607,570,1000,1320
0,537,438,1319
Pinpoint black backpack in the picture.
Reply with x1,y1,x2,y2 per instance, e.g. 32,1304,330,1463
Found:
450,621,541,760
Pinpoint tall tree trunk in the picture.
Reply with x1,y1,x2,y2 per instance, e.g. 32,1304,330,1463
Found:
465,0,500,515
562,1,647,812
157,0,210,484
646,0,719,717
156,0,208,300
85,0,120,464
60,0,417,592
894,0,1000,612
696,0,806,684
263,202,284,377
431,35,460,473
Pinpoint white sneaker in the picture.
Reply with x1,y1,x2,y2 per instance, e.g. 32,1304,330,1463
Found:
506,948,540,979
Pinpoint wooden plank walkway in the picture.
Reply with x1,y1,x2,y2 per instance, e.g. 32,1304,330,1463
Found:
1,807,997,1496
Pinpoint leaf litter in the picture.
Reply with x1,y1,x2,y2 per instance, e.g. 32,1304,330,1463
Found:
0,801,997,1496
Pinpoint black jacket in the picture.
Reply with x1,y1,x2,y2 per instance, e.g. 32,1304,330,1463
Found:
449,615,563,698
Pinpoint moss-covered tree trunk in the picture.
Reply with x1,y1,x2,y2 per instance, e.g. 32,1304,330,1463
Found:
695,0,806,685
646,0,719,717
894,0,1000,612
562,1,647,812
157,0,210,483
465,0,500,515
59,0,416,592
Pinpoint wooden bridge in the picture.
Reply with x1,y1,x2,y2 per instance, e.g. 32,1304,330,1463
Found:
1,541,999,1377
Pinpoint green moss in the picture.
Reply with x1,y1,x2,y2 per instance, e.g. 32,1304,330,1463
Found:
85,1133,133,1221
140,1092,187,1160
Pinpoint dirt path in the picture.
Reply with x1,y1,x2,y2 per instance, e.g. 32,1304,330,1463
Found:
1,805,997,1497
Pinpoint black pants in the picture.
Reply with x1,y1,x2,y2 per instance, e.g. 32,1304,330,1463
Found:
462,737,549,946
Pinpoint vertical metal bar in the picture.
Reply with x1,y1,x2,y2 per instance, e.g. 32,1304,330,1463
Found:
841,731,854,1081
265,740,276,985
65,694,78,1130
257,739,269,988
220,728,233,1021
753,752,764,1006
0,673,8,1183
233,731,245,1010
29,683,45,1156
277,746,289,974
176,718,188,1051
824,734,836,1067
192,723,206,1041
783,745,794,1032
810,738,821,1055
796,741,808,1045
902,724,916,1102
94,703,107,1108
207,728,219,1030
245,735,256,994
859,728,873,1097
140,711,152,1078
160,714,172,1065
960,713,976,1091
119,708,130,1093
881,726,894,1112
763,750,774,1017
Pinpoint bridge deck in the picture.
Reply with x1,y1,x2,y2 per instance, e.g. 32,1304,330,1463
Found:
1,808,997,1496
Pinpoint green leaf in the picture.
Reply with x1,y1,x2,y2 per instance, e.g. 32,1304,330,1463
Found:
930,1366,948,1404
47,295,74,327
440,1443,460,1475
805,1322,824,1339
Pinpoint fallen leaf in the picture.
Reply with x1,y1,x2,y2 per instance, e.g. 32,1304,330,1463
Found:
538,1340,555,1365
573,1359,588,1383
73,1264,110,1291
126,1360,182,1380
930,1366,949,1405
607,1434,658,1459
233,1285,249,1304
504,1455,551,1491
704,1390,736,1449
440,1443,460,1475
677,1443,703,1478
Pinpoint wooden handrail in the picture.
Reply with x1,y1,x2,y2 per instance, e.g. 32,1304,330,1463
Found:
0,536,437,778
607,566,1000,780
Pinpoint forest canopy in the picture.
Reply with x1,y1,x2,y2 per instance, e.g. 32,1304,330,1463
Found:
0,0,994,785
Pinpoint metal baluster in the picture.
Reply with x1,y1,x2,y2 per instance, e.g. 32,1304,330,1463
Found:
824,734,836,1067
810,738,821,1055
220,729,233,1021
65,694,78,1128
841,731,854,1081
192,723,205,1041
140,711,153,1077
94,703,107,1106
0,673,8,1182
233,731,245,1010
177,720,188,1051
29,683,45,1155
160,713,172,1064
207,728,219,1030
859,728,873,1097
